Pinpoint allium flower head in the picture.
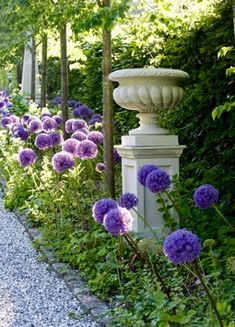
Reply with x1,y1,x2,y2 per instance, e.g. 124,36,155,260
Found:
53,115,62,125
27,116,38,125
146,168,171,193
42,117,57,132
72,131,87,141
9,115,19,124
68,100,77,108
0,101,5,108
137,164,158,186
193,184,219,209
52,151,75,173
92,198,118,224
72,119,87,132
62,138,80,157
76,140,98,160
87,131,104,145
28,119,42,133
17,128,29,141
22,114,31,124
113,149,121,165
104,207,134,236
35,133,53,150
163,229,201,265
18,148,36,167
1,116,13,128
65,119,75,133
41,112,52,118
89,114,103,126
50,132,63,146
73,105,93,120
95,163,106,173
119,192,139,210
11,123,24,136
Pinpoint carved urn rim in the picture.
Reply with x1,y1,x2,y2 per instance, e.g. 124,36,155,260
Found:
109,68,189,81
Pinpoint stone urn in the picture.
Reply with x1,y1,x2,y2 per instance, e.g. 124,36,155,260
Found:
109,68,189,135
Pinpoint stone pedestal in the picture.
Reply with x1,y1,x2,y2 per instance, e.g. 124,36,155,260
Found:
116,135,185,236
21,38,41,105
109,68,188,236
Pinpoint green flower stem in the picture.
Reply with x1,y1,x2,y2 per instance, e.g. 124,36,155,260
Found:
212,204,234,230
158,193,175,230
192,261,224,327
164,190,182,219
132,207,159,240
112,237,124,295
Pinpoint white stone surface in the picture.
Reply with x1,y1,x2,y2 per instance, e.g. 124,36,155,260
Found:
21,37,41,104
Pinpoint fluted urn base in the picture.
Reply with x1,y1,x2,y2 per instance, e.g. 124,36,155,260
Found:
130,112,169,135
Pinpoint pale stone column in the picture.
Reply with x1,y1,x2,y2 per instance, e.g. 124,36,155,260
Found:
21,38,41,105
109,68,188,237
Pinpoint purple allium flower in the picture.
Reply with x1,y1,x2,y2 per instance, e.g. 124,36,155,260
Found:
76,140,98,160
68,100,77,108
35,133,53,150
1,116,13,128
27,116,38,125
89,114,103,126
28,119,42,133
52,151,75,173
146,168,171,193
18,148,36,167
50,132,63,146
62,138,80,157
6,101,13,108
0,101,5,108
52,96,61,105
92,198,118,224
22,114,31,124
163,229,201,265
72,119,87,132
103,207,134,236
10,123,24,137
193,184,219,209
71,131,87,141
113,149,121,165
41,112,52,118
137,164,158,186
73,105,93,120
9,115,19,124
75,101,83,108
119,192,139,210
53,115,63,125
65,119,75,133
87,131,104,145
80,128,89,135
95,163,106,173
17,128,29,141
42,117,57,132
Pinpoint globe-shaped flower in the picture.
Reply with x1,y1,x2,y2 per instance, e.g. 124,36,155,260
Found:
72,119,87,132
1,116,13,128
137,164,158,186
41,112,52,119
73,105,93,120
28,119,42,133
22,114,31,124
71,131,87,141
95,163,106,173
193,184,219,209
89,114,102,126
146,168,171,193
18,148,36,167
62,138,80,157
92,198,118,224
35,133,53,150
65,119,75,133
50,132,63,146
119,193,139,210
17,128,29,141
53,115,63,125
76,140,98,160
0,101,5,108
10,123,24,137
52,151,75,173
103,207,134,236
68,99,77,108
87,131,104,145
9,115,19,124
163,229,201,265
42,117,57,132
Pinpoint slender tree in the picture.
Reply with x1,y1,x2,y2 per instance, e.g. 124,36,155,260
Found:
41,33,48,107
31,34,36,101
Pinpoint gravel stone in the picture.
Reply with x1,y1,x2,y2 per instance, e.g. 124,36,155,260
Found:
0,194,100,327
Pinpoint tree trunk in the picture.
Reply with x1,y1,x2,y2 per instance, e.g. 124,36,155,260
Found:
101,0,115,198
233,0,235,37
60,23,69,139
41,33,48,108
31,35,36,101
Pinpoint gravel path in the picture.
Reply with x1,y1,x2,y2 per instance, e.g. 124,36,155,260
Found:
0,194,99,327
